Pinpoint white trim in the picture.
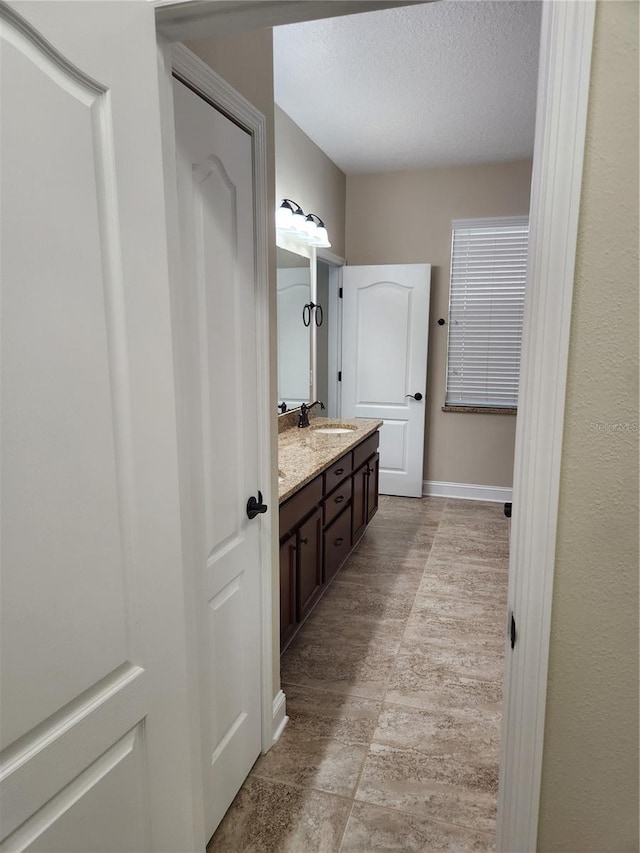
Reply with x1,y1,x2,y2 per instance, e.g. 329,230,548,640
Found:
271,690,289,747
155,1,421,43
496,3,596,852
451,215,529,230
422,480,512,503
326,265,343,419
167,44,275,760
317,247,346,267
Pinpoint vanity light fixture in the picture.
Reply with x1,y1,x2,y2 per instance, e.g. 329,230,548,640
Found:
276,199,331,248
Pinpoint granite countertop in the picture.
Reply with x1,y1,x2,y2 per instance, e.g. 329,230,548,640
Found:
278,417,383,503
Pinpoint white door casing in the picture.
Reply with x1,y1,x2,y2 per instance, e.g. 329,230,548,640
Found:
0,4,198,851
171,76,263,841
341,264,431,497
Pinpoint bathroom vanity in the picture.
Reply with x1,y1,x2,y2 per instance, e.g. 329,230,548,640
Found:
278,418,382,650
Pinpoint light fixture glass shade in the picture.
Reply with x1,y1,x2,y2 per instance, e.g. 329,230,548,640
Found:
291,207,307,232
303,214,318,239
276,201,294,229
314,225,331,248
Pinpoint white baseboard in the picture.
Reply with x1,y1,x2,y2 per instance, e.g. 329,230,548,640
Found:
423,480,513,503
271,690,288,746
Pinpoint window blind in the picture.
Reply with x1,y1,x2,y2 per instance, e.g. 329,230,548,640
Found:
445,216,529,408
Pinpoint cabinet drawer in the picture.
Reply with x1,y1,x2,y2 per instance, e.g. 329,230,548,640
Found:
323,452,353,494
323,506,352,584
279,475,323,540
353,431,380,470
324,477,352,527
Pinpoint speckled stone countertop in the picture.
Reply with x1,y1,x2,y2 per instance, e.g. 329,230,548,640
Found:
278,418,383,504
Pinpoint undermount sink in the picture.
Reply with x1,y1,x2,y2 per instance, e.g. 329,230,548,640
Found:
311,424,357,435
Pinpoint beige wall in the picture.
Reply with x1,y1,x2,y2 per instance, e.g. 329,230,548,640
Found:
538,2,639,849
275,106,346,258
346,161,533,487
186,31,282,699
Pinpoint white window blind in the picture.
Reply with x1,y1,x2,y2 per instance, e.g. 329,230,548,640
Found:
445,216,529,408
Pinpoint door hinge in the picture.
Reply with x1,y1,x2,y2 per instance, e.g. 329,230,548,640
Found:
338,371,342,382
510,611,517,649
339,287,343,298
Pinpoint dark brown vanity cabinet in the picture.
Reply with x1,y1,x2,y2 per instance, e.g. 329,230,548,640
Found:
279,429,380,651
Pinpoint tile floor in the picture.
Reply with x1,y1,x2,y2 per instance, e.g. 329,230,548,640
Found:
208,496,509,852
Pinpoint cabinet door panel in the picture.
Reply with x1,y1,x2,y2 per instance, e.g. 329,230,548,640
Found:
279,533,297,646
324,507,352,584
298,507,323,620
352,462,368,545
367,454,380,524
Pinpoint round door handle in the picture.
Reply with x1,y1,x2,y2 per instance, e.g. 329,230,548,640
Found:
406,393,423,401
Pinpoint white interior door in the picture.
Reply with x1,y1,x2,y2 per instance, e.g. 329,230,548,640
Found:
172,77,263,842
0,4,198,852
342,264,431,497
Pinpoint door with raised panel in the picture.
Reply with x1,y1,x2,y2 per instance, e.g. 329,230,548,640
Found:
341,264,431,497
0,4,197,851
172,77,263,841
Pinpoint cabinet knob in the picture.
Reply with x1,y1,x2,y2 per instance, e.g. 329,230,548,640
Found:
335,467,344,476
299,536,308,545
335,537,344,547
335,495,344,504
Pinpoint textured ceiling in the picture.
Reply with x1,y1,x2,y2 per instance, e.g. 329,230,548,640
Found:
273,0,542,174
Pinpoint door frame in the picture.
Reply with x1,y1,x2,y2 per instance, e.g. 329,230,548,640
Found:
153,1,597,848
157,41,275,762
496,2,596,849
317,247,345,419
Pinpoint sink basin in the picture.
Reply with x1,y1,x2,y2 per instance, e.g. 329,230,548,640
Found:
312,425,357,435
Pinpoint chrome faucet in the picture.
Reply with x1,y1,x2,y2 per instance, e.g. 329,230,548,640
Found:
298,400,325,428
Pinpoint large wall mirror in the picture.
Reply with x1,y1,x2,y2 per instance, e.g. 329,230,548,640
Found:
277,239,339,416
277,244,312,410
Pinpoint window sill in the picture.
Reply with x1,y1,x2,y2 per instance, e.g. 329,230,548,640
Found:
442,405,517,415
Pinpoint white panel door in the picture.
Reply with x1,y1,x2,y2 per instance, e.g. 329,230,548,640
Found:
172,78,263,841
342,264,431,497
0,4,198,852
277,268,311,407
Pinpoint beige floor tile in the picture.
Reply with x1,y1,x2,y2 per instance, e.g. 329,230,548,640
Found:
431,532,510,561
253,687,379,797
385,644,502,713
281,633,400,699
373,702,501,765
207,776,351,853
404,590,507,642
418,565,508,603
340,801,495,852
355,742,497,833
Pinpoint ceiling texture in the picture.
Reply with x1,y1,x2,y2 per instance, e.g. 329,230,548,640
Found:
273,0,542,174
